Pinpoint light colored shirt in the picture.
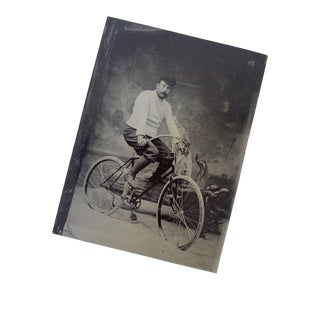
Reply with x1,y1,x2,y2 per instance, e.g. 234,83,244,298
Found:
126,90,180,138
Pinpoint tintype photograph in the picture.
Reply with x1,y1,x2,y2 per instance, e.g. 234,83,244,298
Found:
53,17,267,272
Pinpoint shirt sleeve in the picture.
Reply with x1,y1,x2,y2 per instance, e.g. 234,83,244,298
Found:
164,103,181,139
133,92,149,136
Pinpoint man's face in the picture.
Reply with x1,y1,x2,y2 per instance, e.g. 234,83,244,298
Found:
156,80,173,99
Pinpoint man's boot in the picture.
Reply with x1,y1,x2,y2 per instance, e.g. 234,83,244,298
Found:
131,156,152,177
150,159,173,183
123,156,152,190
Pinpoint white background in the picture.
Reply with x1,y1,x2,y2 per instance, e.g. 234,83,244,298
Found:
1,1,319,319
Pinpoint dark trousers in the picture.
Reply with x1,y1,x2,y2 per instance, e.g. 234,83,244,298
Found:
123,124,172,163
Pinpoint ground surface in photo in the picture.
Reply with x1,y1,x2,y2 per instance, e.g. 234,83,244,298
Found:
64,186,228,272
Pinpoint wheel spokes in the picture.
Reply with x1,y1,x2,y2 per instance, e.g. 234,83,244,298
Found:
84,158,125,214
158,177,204,249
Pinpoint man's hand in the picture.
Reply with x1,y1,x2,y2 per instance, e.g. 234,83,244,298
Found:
177,140,187,154
137,135,148,147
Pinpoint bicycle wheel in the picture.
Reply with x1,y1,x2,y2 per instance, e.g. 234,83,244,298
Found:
83,156,125,215
157,176,205,250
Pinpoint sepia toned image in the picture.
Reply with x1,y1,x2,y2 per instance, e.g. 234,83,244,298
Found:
53,17,267,272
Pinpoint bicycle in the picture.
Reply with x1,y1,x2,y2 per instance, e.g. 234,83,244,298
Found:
83,135,205,250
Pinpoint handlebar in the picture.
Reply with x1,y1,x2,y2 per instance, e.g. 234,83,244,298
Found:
145,134,190,156
145,134,181,143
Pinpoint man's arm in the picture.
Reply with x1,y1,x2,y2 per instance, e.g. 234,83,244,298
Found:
164,104,181,139
165,106,189,153
132,91,149,136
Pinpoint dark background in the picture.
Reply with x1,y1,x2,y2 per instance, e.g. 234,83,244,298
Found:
54,17,266,234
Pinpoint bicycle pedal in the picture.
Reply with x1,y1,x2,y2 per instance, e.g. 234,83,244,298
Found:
129,212,139,223
133,188,144,195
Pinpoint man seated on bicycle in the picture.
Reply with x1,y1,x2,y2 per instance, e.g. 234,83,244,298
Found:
123,76,184,189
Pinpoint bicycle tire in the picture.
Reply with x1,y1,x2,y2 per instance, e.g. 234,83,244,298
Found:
157,175,205,250
83,156,125,215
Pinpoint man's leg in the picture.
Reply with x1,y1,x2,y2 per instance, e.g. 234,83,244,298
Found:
129,142,159,178
129,156,151,179
124,126,152,181
123,126,160,183
149,138,173,183
122,143,159,223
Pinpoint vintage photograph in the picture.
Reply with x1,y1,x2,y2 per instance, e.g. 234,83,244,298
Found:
53,17,267,272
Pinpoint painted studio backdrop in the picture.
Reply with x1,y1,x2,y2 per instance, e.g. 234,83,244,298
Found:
53,17,266,272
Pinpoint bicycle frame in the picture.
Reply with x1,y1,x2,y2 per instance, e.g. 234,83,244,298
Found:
99,156,137,188
130,165,174,201
83,134,204,250
98,134,187,204
127,134,185,201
